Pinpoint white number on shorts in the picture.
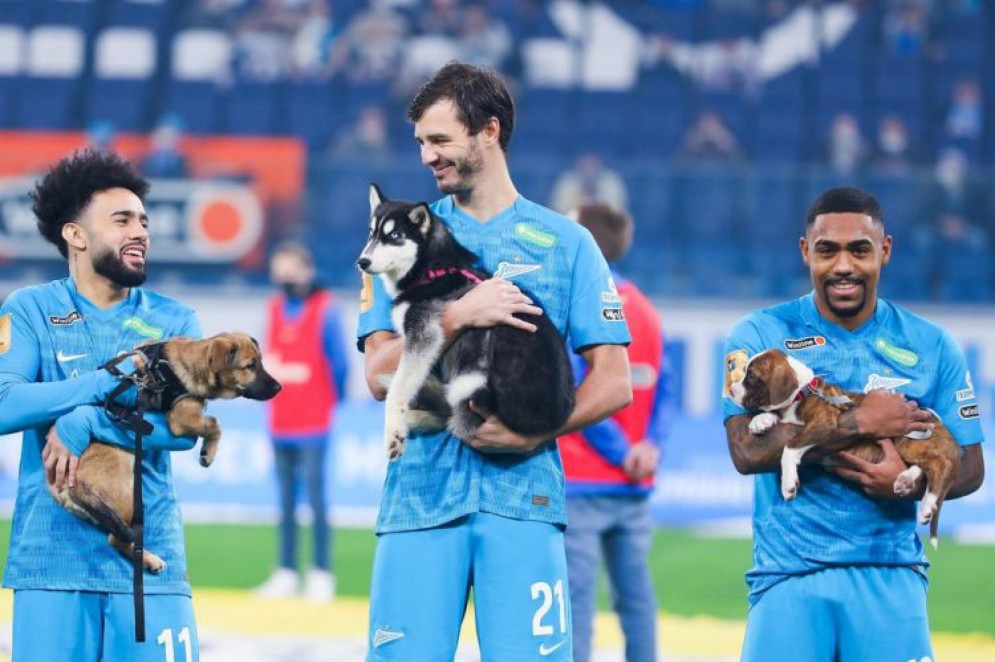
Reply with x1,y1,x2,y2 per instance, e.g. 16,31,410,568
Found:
530,580,567,636
158,626,192,662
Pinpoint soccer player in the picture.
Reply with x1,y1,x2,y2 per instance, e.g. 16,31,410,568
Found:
255,242,349,602
0,150,203,660
357,63,633,661
722,187,985,662
560,203,673,662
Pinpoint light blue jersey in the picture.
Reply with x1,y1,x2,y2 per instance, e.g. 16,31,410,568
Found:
722,292,984,605
357,195,631,533
0,277,201,595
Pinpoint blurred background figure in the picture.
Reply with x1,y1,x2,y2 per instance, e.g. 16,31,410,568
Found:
289,0,339,80
331,105,390,157
255,242,350,602
677,111,743,163
142,114,189,179
943,79,983,148
550,153,629,215
85,119,116,153
560,203,674,662
870,115,916,174
825,112,866,176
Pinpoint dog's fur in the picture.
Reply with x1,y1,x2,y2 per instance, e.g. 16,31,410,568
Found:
729,348,960,548
50,332,282,571
357,184,574,460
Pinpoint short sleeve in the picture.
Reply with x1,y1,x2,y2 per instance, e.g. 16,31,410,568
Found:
930,330,984,447
721,315,767,420
356,273,395,352
566,230,631,351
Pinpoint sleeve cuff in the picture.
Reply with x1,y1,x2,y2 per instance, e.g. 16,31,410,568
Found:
55,409,93,458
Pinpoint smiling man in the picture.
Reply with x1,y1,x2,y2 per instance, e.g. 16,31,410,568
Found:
0,150,204,660
721,187,985,661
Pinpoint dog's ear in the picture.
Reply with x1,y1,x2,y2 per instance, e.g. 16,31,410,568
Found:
766,353,800,407
209,335,239,374
369,183,387,214
408,204,432,236
249,336,260,349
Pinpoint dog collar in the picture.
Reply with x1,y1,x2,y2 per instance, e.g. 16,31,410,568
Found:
796,377,854,408
407,267,483,290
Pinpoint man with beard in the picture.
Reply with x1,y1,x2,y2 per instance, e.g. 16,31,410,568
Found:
722,187,984,661
0,149,203,660
358,62,632,660
254,242,348,602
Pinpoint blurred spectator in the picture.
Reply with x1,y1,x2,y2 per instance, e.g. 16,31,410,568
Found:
255,242,350,602
328,0,409,84
181,0,248,30
884,1,929,56
234,0,301,81
825,112,866,175
943,79,983,143
647,35,758,93
331,106,390,157
290,0,339,80
85,120,116,154
869,115,916,174
677,111,744,162
416,0,465,37
458,5,512,71
550,154,629,214
142,114,190,180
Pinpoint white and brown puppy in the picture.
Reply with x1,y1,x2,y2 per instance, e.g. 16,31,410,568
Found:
729,348,960,547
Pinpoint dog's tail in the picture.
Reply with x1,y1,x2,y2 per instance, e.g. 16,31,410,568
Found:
930,498,945,551
73,486,135,545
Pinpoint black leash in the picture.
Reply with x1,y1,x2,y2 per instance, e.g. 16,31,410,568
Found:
103,352,156,642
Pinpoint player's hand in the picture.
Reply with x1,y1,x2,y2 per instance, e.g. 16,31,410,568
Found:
43,426,79,490
853,390,933,439
830,439,911,499
463,401,549,454
622,441,659,482
444,278,542,334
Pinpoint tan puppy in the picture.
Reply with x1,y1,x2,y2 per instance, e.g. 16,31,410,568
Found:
729,348,960,548
50,332,282,571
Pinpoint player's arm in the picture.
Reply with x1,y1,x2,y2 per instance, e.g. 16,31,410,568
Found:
0,303,139,435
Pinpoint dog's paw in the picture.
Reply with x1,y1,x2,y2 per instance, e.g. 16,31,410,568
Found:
386,433,406,461
199,446,217,468
894,469,919,497
781,475,799,501
749,412,779,435
919,491,939,525
145,552,167,574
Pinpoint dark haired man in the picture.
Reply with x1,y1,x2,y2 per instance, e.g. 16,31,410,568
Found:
0,150,203,660
722,187,984,661
358,63,633,660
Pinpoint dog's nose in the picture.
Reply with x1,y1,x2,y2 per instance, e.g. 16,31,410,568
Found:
357,257,371,271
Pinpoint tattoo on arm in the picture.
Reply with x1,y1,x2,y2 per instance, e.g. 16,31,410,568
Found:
725,416,795,474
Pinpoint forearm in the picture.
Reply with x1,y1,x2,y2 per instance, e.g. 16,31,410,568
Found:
948,444,985,500
0,371,124,435
558,359,632,437
363,332,402,400
56,406,198,456
725,416,801,474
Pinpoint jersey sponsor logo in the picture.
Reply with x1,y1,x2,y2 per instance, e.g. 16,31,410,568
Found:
532,494,550,506
122,316,164,340
783,336,825,351
874,337,919,367
539,640,567,656
515,223,558,248
359,273,374,313
48,311,82,326
57,350,90,363
0,313,9,355
723,349,748,397
601,307,625,322
959,404,979,420
494,261,542,280
372,627,405,648
863,373,912,393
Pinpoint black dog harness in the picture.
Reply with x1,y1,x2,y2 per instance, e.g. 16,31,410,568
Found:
102,343,190,643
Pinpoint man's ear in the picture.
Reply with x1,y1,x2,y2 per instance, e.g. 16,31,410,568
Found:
62,222,86,252
408,204,432,236
370,183,387,214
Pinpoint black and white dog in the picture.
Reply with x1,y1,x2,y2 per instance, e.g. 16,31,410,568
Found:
356,184,574,460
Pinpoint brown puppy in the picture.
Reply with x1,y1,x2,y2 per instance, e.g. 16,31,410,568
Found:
50,332,282,572
729,348,960,548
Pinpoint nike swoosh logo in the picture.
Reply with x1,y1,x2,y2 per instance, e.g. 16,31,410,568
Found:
57,351,90,363
539,640,566,656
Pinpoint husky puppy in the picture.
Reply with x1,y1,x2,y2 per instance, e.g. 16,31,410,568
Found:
357,184,574,460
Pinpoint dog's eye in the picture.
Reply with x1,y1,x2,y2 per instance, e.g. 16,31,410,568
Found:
244,361,257,370
388,230,401,240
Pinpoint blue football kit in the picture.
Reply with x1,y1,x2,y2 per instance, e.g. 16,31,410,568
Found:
358,195,630,661
0,277,202,661
723,292,984,662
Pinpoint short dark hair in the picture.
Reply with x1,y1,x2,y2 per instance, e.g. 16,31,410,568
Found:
407,61,515,152
31,149,149,258
271,240,314,268
574,203,633,262
805,187,884,229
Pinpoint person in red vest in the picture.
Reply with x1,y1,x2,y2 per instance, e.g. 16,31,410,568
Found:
254,242,350,602
561,203,674,662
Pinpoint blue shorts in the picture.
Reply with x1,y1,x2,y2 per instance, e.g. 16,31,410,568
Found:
742,566,933,662
367,512,572,661
13,590,199,662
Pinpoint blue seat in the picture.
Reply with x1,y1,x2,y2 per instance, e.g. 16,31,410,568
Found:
86,79,153,131
106,0,171,32
223,81,279,135
162,80,222,133
670,168,743,241
14,77,81,129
